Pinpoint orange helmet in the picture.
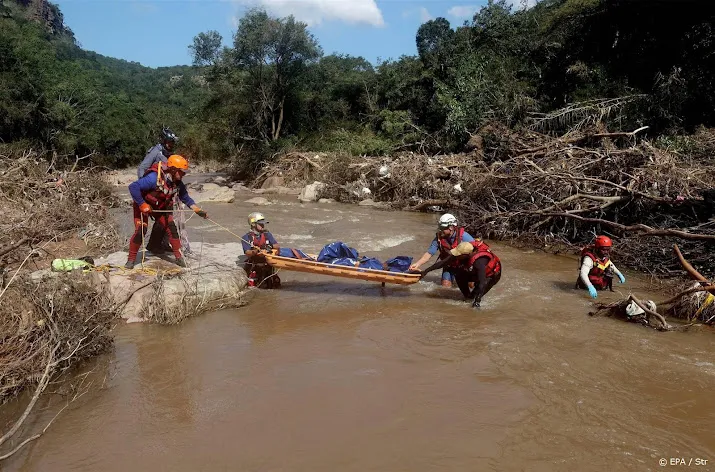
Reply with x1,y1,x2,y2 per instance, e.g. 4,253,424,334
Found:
594,235,613,248
166,154,189,171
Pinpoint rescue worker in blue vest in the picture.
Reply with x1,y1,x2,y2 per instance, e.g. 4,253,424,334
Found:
576,235,626,298
125,154,207,269
241,212,281,288
409,213,476,287
415,240,502,308
137,127,178,178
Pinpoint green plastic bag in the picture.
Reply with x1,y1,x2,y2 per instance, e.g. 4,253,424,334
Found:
51,258,94,272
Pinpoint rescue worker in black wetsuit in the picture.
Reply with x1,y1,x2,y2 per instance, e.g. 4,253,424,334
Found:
416,241,502,308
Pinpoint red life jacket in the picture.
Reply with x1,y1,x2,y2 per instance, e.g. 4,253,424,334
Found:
249,232,268,249
438,226,465,267
142,162,178,210
463,240,501,278
580,247,613,289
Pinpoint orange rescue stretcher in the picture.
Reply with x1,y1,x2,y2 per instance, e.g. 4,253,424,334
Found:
261,250,421,286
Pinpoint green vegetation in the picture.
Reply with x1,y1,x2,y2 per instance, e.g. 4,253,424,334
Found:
0,0,208,166
1,0,714,169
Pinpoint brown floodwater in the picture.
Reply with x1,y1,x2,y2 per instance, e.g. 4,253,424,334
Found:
4,190,715,471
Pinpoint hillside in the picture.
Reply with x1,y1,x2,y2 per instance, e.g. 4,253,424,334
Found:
0,0,208,166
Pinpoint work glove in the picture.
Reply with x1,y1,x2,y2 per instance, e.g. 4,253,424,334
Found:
139,202,152,215
194,208,208,219
617,273,626,284
588,285,598,299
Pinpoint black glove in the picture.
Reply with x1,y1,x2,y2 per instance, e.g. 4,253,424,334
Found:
265,243,273,252
196,210,208,219
472,299,481,308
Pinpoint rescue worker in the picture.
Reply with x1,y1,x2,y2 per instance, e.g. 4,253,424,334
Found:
125,154,207,269
576,235,626,298
135,127,191,255
409,213,476,287
241,212,281,288
416,240,502,308
137,127,178,178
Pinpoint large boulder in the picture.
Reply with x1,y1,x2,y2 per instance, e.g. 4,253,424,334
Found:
192,183,235,203
261,176,285,189
89,244,248,323
299,181,325,203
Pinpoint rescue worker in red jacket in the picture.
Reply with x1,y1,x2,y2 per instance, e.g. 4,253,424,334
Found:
576,235,626,298
409,213,477,287
125,154,207,269
416,240,502,308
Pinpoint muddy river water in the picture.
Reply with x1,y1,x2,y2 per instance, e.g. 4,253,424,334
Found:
6,191,715,471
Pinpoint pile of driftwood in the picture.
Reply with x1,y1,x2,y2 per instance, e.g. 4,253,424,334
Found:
0,275,117,460
592,245,715,330
254,125,715,278
461,125,715,278
0,151,120,271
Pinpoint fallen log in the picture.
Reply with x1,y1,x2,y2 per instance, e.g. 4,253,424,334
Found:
673,244,713,284
530,213,715,242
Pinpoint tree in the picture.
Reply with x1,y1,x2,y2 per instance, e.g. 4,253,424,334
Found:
416,17,454,76
189,30,222,67
232,9,322,141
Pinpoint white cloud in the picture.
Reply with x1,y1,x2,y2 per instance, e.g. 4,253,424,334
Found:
402,6,432,22
447,5,478,19
419,7,432,22
234,0,385,27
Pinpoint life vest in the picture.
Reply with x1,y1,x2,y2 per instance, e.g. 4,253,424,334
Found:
437,226,465,267
249,231,268,249
142,162,178,210
580,247,613,289
462,240,501,278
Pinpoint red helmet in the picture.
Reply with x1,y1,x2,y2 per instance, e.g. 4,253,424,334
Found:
594,235,613,248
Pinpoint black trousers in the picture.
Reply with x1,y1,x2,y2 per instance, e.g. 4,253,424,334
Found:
456,269,502,300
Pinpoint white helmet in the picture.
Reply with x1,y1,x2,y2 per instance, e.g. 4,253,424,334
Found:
438,213,458,229
248,212,268,228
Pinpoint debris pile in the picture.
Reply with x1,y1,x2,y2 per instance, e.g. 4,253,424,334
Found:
253,126,715,278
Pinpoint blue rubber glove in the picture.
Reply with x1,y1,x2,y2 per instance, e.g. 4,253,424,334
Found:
618,273,626,284
588,285,598,299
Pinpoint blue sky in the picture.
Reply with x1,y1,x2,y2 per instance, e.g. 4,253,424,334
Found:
50,0,526,68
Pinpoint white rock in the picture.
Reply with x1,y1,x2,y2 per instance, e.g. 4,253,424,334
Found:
318,198,335,204
192,183,235,203
298,181,326,203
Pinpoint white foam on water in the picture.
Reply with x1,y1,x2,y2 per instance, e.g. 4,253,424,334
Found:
306,217,342,225
363,235,415,251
